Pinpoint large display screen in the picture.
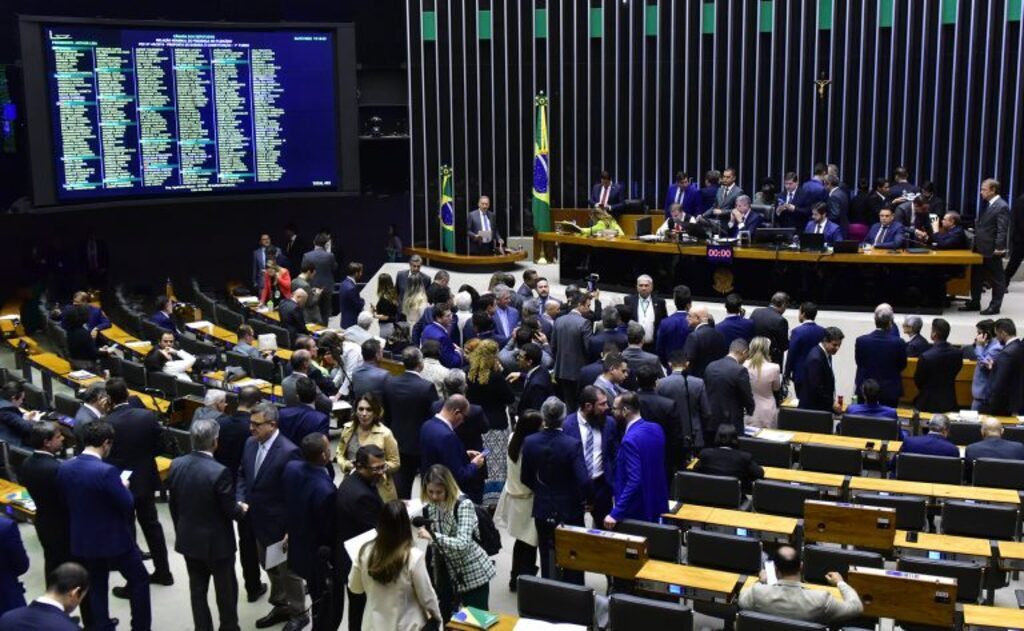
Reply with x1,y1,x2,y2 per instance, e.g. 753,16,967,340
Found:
40,24,341,201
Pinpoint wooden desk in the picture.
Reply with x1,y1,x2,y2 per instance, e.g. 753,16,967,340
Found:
404,246,529,268
156,456,172,483
931,482,1020,505
894,530,993,562
101,325,152,356
963,604,1024,629
896,407,1020,426
635,560,740,602
204,371,283,399
847,566,957,627
663,505,798,543
803,500,897,550
759,429,898,455
901,358,976,408
446,613,519,631
0,479,36,520
996,541,1024,571
554,525,648,579
30,352,72,376
761,466,846,492
848,476,934,498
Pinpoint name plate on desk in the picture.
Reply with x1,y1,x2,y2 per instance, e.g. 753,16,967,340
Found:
554,525,648,579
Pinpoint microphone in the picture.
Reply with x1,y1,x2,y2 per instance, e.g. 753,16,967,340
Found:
412,516,432,531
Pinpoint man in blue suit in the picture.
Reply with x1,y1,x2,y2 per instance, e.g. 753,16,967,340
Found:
338,262,365,329
252,233,272,292
588,307,627,362
277,376,330,447
149,294,180,339
775,171,806,229
726,195,763,238
796,164,829,219
656,285,692,363
562,386,618,530
236,403,306,630
784,302,826,396
56,291,111,333
0,514,27,617
895,415,959,465
492,286,521,347
605,392,668,527
716,292,756,346
854,305,908,407
863,207,904,249
589,170,625,215
57,421,151,631
931,212,968,249
420,307,463,368
846,379,898,419
0,562,90,631
521,397,593,584
803,203,844,245
664,171,702,218
420,395,485,498
825,174,850,235
964,418,1024,479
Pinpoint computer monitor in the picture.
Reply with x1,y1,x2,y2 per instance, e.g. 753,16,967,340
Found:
634,216,652,237
753,227,795,246
799,232,826,251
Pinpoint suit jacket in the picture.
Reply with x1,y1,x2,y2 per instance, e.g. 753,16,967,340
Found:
58,453,135,559
252,246,268,290
168,451,243,562
562,413,617,481
727,209,763,238
750,307,790,366
974,197,1011,256
105,403,162,499
518,366,555,418
799,345,836,412
965,437,1024,465
281,372,333,415
845,402,898,419
283,461,336,580
491,306,521,347
854,330,908,403
0,601,80,631
704,356,756,434
396,269,429,305
803,219,844,244
468,209,502,253
657,373,711,447
696,446,764,492
984,339,1024,415
278,404,330,446
0,516,27,615
638,390,681,474
0,402,31,448
906,334,932,358
149,309,179,338
621,346,665,389
588,329,628,361
785,321,826,384
301,247,338,293
914,342,963,413
589,182,626,213
655,311,691,363
932,226,968,249
577,361,603,390
277,298,307,340
737,580,863,624
236,432,301,545
351,363,390,399
863,222,905,249
664,182,702,217
17,452,69,554
551,310,593,380
521,429,592,522
611,419,668,522
419,417,478,491
623,294,668,336
827,187,850,233
420,322,462,368
383,372,440,455
716,315,756,347
216,412,251,486
715,185,743,211
59,304,111,332
338,277,365,329
683,323,728,380
796,179,828,216
898,433,959,459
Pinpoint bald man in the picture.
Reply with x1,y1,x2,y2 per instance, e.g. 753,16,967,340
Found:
419,395,486,502
964,417,1024,480
682,306,727,380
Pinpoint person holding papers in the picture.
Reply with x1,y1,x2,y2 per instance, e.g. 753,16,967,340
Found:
577,207,625,237
468,196,504,255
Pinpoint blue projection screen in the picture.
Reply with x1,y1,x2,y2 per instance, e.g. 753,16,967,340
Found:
42,24,340,201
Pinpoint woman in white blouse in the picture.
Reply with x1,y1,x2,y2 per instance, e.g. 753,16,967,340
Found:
349,500,442,631
744,336,782,428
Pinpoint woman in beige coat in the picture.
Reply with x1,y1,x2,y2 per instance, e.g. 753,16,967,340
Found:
337,392,400,501
494,410,542,591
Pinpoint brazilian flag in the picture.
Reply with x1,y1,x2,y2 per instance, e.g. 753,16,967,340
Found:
532,93,551,232
439,165,455,252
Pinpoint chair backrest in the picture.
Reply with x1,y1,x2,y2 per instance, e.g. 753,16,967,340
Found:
850,492,928,531
941,500,1020,540
142,319,169,343
225,352,253,374
48,325,69,358
973,458,1024,489
777,408,834,434
609,594,693,630
22,382,48,411
839,414,901,440
685,530,762,574
752,480,822,518
949,421,985,446
801,544,884,584
895,452,963,484
736,610,827,630
177,380,207,399
179,337,220,359
146,371,179,398
0,441,13,482
799,443,863,476
251,319,291,350
53,392,82,419
161,427,193,457
7,444,32,480
250,357,280,384
896,557,984,603
671,471,742,508
617,519,682,563
0,368,9,386
215,304,244,331
738,437,794,468
194,292,217,324
517,576,594,626
1003,425,1024,445
120,359,148,390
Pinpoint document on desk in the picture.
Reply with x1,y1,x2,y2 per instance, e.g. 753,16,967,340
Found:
265,538,288,569
185,320,214,332
512,619,587,631
756,429,795,442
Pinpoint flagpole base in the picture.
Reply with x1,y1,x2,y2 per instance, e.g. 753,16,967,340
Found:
536,256,548,265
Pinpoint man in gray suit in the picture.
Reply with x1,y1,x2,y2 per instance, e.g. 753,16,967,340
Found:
468,195,503,255
300,232,337,325
551,291,594,410
656,350,711,452
281,350,333,415
737,545,863,624
396,255,430,305
72,383,108,450
703,167,744,222
963,178,1010,315
351,340,390,399
621,322,665,389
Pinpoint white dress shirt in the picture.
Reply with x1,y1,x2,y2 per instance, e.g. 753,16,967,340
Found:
576,413,603,479
637,296,656,343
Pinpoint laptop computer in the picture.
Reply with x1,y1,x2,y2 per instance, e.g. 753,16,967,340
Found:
799,232,826,252
833,240,860,254
634,216,652,237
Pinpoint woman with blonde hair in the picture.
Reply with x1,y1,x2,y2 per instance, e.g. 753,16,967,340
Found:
401,273,428,322
578,208,625,237
744,335,782,428
337,392,401,500
467,339,515,505
350,500,442,630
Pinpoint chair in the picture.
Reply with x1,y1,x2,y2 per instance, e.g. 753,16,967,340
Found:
250,319,291,350
516,576,594,627
225,352,253,375
608,594,693,630
250,357,281,384
179,337,220,360
799,443,863,476
147,371,179,398
738,437,794,468
1004,425,1024,445
53,392,81,419
849,492,928,531
161,427,193,457
194,292,217,324
48,325,69,359
142,319,169,343
685,530,762,574
22,382,48,411
973,458,1024,489
0,441,14,482
120,359,148,390
897,557,984,603
617,519,682,562
801,544,884,584
6,444,32,480
941,500,1020,541
752,480,822,518
777,408,834,434
215,304,244,331
949,421,985,446
671,471,743,509
895,453,963,485
177,380,207,399
839,414,900,440
736,611,827,630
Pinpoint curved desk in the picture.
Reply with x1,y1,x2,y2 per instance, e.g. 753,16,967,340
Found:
403,246,529,268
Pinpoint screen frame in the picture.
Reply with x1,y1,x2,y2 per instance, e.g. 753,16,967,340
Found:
18,15,359,209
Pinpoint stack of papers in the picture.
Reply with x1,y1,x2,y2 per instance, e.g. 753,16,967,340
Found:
185,320,215,332
756,429,795,443
68,370,98,381
512,620,587,631
237,296,259,305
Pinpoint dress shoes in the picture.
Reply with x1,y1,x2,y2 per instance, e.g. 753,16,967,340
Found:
255,607,293,629
959,302,981,312
980,306,1001,315
282,616,310,631
247,582,269,602
149,572,174,586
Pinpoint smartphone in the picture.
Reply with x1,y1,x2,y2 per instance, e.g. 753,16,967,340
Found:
587,273,600,293
764,560,778,585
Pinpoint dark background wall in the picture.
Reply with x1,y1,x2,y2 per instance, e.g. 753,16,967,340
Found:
407,0,1023,251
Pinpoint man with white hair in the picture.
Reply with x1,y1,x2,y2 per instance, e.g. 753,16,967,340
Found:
855,304,908,407
683,305,727,380
491,284,521,346
726,194,763,238
344,311,375,346
902,315,931,357
895,414,958,460
965,417,1024,478
278,288,308,341
624,274,667,350
192,389,228,423
453,291,474,343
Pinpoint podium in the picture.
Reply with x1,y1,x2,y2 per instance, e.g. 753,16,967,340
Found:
803,500,897,550
847,566,957,627
554,525,648,579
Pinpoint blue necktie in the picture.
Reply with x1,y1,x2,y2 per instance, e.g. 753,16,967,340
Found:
583,425,595,477
254,443,268,477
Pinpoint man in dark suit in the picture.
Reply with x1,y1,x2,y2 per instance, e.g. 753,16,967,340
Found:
0,513,27,617
800,326,845,413
657,351,712,454
656,285,692,364
983,319,1024,416
252,233,273,292
683,306,727,380
854,306,908,407
338,262,365,329
695,425,765,494
516,343,555,418
725,195,764,238
167,419,246,631
931,212,968,250
750,292,790,367
301,232,338,324
420,395,486,498
664,171,701,217
521,397,592,583
588,307,627,361
283,435,337,631
351,340,390,399
236,403,306,631
383,346,440,499
803,202,844,245
964,418,1024,479
71,383,108,450
824,174,850,235
785,302,825,398
635,365,682,481
277,376,330,448
703,167,743,222
468,195,503,254
335,445,387,630
551,293,593,409
149,295,180,339
624,275,668,351
703,339,756,446
0,562,90,631
277,290,309,341
589,170,625,215
914,318,963,413
897,414,959,459
395,255,429,306
562,386,617,530
902,315,932,358
420,307,463,368
58,421,151,631
962,178,1011,314
863,207,905,249
775,172,804,229
621,322,665,389
716,293,756,346
281,224,306,272
18,422,71,579
605,392,668,527
281,350,334,415
55,291,111,333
